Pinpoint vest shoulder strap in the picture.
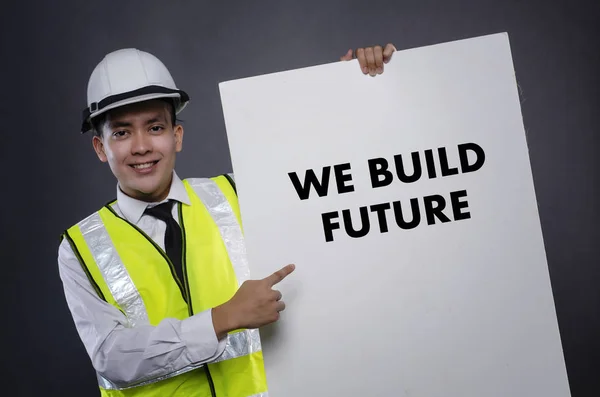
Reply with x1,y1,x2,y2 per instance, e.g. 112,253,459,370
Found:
62,210,115,305
185,174,242,228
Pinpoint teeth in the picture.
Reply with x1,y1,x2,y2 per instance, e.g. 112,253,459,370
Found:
133,162,154,169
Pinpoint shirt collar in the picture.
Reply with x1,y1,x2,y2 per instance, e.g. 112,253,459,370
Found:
116,170,191,224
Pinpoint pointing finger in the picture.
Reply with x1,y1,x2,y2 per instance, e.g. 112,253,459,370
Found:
264,264,295,286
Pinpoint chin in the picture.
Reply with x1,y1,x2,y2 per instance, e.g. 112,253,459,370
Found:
122,181,162,200
120,171,171,200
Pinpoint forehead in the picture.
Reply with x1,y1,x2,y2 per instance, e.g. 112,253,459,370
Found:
105,100,170,125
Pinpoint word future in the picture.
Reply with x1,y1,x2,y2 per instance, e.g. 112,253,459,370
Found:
288,143,485,242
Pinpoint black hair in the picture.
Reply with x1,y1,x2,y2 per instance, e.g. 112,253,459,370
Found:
92,98,178,137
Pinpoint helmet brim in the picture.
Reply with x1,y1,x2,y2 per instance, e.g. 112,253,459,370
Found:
81,85,189,133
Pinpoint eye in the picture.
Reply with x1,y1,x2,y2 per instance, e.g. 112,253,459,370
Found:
112,130,128,138
150,125,164,133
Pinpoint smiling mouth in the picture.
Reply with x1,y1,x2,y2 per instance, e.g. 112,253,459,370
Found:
130,160,159,169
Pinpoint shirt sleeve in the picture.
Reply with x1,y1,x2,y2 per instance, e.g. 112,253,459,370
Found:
57,238,227,388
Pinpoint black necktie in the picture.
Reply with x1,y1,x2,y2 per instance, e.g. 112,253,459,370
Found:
144,201,185,288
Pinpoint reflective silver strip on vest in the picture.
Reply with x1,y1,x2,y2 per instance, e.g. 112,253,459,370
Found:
188,177,263,359
214,329,262,363
188,177,251,285
79,212,149,328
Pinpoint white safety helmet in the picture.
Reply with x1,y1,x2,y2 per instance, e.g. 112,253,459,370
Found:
81,48,190,133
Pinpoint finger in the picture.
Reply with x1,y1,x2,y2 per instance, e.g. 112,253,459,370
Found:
374,45,384,74
264,264,295,286
365,47,376,76
383,43,397,64
355,48,368,74
276,301,286,312
339,49,353,61
271,289,282,301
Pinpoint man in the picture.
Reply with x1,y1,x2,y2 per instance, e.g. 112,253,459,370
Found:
58,43,396,396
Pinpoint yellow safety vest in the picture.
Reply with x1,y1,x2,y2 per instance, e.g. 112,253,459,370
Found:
62,175,268,397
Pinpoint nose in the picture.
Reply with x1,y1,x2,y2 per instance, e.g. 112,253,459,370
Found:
130,130,152,155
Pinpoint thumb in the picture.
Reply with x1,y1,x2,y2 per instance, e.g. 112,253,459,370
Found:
340,49,353,61
383,43,397,64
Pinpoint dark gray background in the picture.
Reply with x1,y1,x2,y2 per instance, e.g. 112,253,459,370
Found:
1,0,597,395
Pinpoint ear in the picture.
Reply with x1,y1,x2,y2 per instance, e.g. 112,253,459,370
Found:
174,124,184,152
92,135,108,162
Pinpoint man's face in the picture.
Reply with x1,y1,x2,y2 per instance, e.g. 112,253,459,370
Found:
92,100,184,202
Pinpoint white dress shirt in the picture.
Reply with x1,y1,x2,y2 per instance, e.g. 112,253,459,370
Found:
57,171,227,387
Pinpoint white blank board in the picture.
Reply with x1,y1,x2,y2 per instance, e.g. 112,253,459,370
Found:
218,33,571,397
